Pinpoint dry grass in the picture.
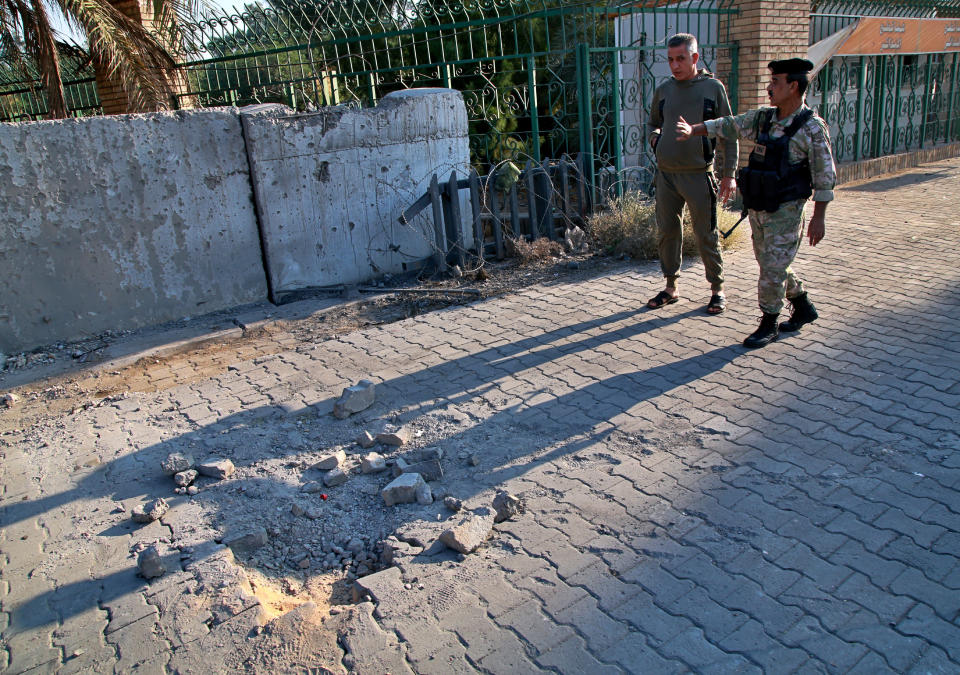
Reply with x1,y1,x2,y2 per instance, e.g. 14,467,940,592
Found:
506,236,565,265
587,191,747,260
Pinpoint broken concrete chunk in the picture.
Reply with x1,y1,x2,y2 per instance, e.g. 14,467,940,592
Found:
301,481,325,494
291,503,306,517
224,526,269,555
324,468,349,487
333,380,376,419
391,457,410,478
351,566,403,603
438,508,495,554
197,458,235,479
443,496,463,512
420,447,444,461
1,393,19,408
131,498,169,523
415,482,433,505
161,452,194,476
361,453,387,474
356,431,376,449
381,473,426,506
376,427,410,447
312,450,346,471
492,491,526,523
403,458,443,482
173,469,198,487
137,546,166,579
468,454,480,467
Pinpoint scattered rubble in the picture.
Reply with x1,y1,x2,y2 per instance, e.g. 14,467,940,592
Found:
381,473,426,506
360,453,386,474
313,450,346,471
356,431,376,449
197,458,235,479
492,491,526,523
415,482,433,505
174,469,199,487
323,468,349,487
401,458,443,482
161,452,194,476
1,392,20,408
438,507,495,554
375,427,410,447
333,380,376,419
224,527,270,555
137,546,166,579
443,496,463,512
131,498,169,523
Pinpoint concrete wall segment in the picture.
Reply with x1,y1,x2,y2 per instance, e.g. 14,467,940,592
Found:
241,89,471,293
0,108,268,353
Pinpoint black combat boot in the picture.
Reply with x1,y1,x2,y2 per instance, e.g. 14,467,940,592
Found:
779,292,818,332
743,312,780,348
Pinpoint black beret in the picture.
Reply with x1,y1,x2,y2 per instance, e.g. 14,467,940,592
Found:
768,58,814,74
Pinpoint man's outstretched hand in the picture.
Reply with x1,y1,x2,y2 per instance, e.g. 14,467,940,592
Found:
676,116,693,141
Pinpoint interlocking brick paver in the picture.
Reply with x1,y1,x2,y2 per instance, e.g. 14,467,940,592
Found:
4,159,960,673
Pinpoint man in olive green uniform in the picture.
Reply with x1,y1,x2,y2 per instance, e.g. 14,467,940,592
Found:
647,33,738,315
675,58,836,347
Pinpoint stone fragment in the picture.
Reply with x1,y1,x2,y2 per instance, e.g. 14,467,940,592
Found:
312,450,346,471
381,473,426,506
197,457,235,479
420,447,443,461
376,427,410,447
492,491,526,523
305,507,322,520
403,458,443,482
301,481,325,494
351,566,404,603
333,380,376,419
356,431,376,449
186,486,199,496
137,546,166,579
468,454,480,466
415,483,433,505
438,508,495,554
443,496,463,512
1,392,19,408
298,558,311,569
291,503,306,517
391,457,410,478
173,469,198,487
131,498,169,523
224,526,269,554
161,452,194,476
361,453,387,474
323,468,349,487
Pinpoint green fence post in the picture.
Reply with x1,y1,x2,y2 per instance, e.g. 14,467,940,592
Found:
948,54,959,142
891,55,903,153
854,56,865,162
920,55,932,149
610,50,623,198
527,57,541,163
576,43,595,209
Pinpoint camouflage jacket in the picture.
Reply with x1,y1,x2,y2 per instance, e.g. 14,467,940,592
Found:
704,104,837,202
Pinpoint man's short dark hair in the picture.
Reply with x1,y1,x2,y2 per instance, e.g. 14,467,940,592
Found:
786,73,809,96
667,33,698,52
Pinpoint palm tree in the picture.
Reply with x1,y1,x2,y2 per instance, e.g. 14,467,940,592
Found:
0,0,199,118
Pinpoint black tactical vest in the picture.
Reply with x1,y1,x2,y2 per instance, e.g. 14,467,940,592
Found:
738,108,814,213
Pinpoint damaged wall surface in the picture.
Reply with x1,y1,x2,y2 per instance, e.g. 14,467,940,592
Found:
242,89,470,294
0,90,469,353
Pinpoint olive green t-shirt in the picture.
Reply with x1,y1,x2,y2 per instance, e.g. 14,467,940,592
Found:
648,71,738,178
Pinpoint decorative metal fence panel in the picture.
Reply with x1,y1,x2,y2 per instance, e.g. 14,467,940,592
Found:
808,52,960,162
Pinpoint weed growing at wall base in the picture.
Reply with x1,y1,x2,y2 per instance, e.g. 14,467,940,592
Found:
587,190,746,260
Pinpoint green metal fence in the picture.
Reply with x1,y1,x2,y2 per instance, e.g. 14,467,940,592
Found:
0,0,739,196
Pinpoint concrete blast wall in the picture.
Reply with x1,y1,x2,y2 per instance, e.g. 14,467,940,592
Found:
0,109,267,353
0,90,469,353
241,89,471,294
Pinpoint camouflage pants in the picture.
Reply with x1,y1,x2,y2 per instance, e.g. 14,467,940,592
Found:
749,199,807,314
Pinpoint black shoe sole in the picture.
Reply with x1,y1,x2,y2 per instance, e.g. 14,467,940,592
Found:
743,333,779,348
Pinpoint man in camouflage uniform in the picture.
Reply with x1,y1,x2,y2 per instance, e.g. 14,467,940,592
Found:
675,57,836,347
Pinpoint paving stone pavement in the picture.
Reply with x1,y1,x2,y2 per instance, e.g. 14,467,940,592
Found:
2,158,960,673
